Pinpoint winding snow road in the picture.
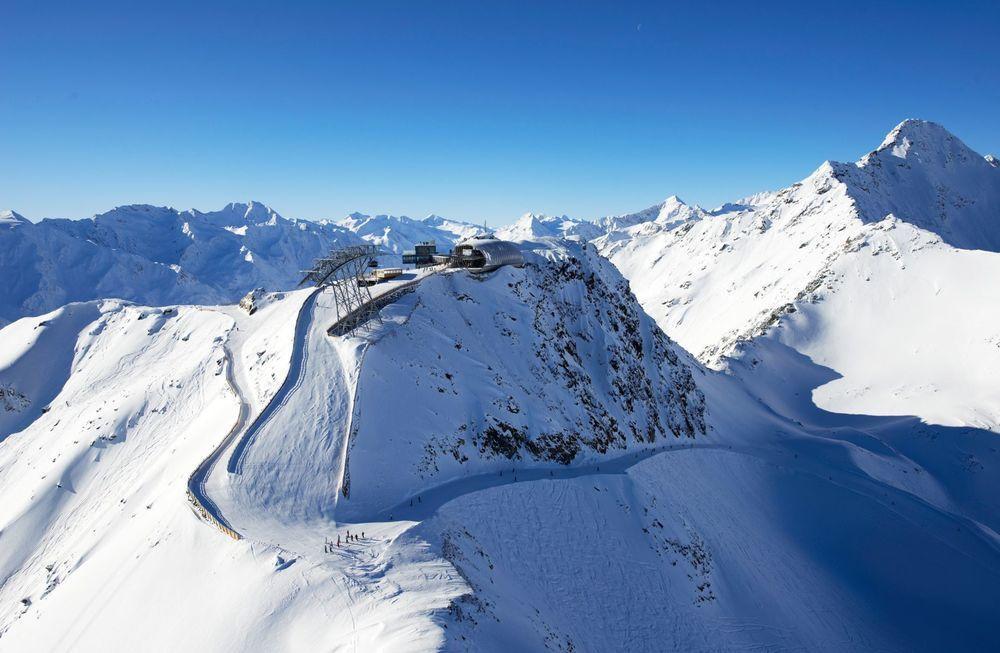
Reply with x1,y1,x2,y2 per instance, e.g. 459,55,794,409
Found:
185,345,249,537
185,288,319,538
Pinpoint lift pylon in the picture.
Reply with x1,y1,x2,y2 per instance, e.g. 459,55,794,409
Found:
299,244,383,335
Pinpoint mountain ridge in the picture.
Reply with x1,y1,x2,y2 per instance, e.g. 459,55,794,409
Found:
563,119,1000,432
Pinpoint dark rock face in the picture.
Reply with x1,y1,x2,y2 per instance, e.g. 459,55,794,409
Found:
498,253,705,461
413,243,706,470
0,385,31,413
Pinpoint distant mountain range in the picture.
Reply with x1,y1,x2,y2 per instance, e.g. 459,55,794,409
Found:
0,203,488,327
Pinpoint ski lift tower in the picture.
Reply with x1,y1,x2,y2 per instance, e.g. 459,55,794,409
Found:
299,244,383,335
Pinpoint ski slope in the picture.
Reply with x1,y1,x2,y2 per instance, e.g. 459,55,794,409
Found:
0,281,469,652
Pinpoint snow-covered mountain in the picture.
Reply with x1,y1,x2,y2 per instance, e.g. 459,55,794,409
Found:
496,198,709,244
0,201,493,328
841,119,1000,250
0,202,364,328
495,212,604,241
0,241,705,647
338,240,705,519
2,119,1000,652
599,195,708,233
3,235,997,652
336,212,482,257
515,120,1000,431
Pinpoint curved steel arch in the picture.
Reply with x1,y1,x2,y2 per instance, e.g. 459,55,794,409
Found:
299,244,383,335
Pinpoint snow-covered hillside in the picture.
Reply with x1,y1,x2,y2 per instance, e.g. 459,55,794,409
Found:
2,232,999,651
0,201,364,328
0,288,470,651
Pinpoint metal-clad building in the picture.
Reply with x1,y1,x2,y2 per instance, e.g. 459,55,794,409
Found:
402,241,438,266
451,238,524,271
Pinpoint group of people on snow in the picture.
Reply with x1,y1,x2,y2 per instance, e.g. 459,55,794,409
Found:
324,530,367,552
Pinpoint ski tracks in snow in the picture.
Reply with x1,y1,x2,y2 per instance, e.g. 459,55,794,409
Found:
227,288,322,477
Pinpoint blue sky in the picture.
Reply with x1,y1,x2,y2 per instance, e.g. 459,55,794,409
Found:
2,1,998,226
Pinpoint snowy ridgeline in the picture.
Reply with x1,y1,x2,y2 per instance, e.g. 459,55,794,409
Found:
0,203,483,329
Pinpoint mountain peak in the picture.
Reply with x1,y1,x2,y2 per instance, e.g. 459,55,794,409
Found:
655,196,704,227
832,119,1000,251
225,201,280,223
0,209,29,227
881,118,952,143
509,212,555,231
868,119,978,167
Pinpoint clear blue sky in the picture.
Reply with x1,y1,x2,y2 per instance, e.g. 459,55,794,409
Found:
2,1,998,225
